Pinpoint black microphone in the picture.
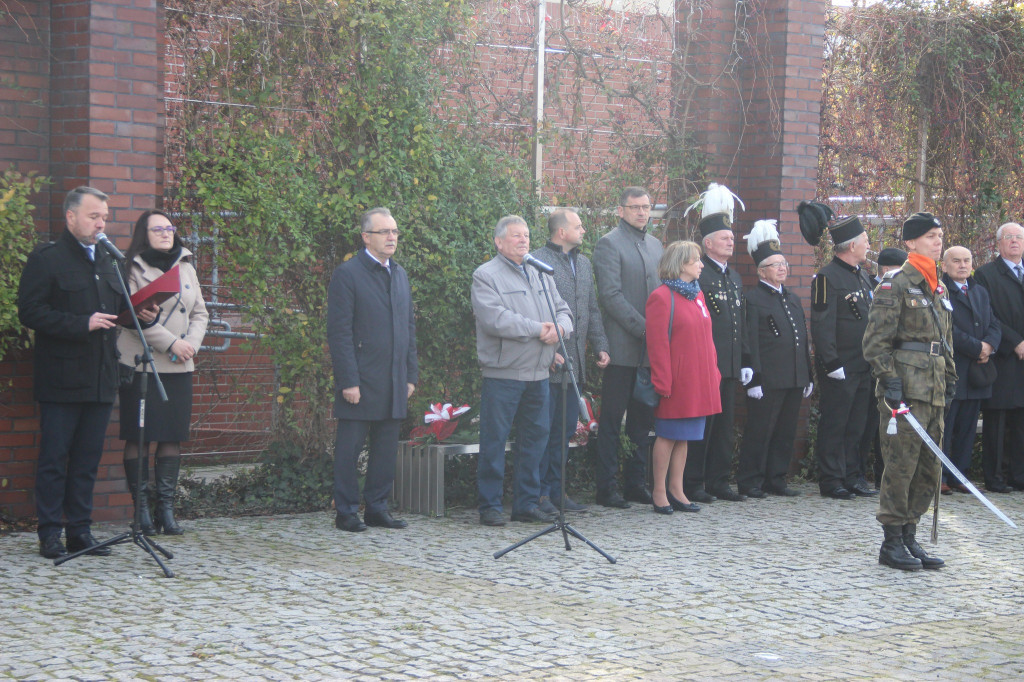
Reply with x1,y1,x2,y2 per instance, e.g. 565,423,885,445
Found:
522,253,554,275
95,233,126,261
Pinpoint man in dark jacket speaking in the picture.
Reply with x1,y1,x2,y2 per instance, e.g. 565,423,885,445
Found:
18,186,157,559
328,207,418,532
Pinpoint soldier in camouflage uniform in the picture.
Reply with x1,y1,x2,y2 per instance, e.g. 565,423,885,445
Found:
862,212,956,571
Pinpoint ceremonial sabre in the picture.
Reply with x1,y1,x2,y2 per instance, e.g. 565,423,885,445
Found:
896,404,1017,528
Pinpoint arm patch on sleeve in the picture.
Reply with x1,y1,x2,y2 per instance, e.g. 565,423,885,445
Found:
811,274,829,312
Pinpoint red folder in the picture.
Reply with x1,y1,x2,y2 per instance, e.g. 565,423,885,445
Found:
116,265,181,325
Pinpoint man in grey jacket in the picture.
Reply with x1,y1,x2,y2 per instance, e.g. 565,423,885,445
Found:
531,209,610,514
592,187,664,507
472,215,573,526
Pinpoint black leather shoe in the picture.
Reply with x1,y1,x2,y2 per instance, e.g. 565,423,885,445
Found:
550,495,588,513
689,490,715,504
710,487,746,502
849,483,879,497
823,487,855,500
66,532,112,556
39,536,67,559
741,488,767,499
596,490,631,509
1008,481,1024,492
537,496,559,516
623,485,653,504
510,507,555,524
364,510,408,529
479,509,506,526
652,503,674,515
335,512,367,532
986,482,1012,493
765,487,800,497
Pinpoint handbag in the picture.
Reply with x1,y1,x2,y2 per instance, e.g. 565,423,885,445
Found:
633,290,674,408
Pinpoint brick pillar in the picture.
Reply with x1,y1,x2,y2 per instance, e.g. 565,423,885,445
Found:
686,0,827,462
1,0,165,522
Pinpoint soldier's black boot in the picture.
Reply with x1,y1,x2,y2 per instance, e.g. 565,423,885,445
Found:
879,524,922,570
154,456,184,535
902,523,944,569
123,457,156,536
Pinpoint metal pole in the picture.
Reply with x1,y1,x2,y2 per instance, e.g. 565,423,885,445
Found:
533,0,546,197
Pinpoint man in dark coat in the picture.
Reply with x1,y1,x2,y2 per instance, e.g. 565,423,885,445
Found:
531,209,609,514
973,222,1024,493
810,216,877,499
592,187,663,508
737,221,813,498
17,186,156,559
327,207,418,532
684,211,751,503
940,246,1001,493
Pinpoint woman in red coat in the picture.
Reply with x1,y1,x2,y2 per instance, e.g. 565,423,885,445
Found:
645,241,723,514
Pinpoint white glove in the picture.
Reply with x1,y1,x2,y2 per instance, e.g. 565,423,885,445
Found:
747,386,763,400
740,367,754,385
826,367,846,381
803,383,814,398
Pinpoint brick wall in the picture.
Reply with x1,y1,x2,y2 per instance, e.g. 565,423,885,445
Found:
1,0,167,521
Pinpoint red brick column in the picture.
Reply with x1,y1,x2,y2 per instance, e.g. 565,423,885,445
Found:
686,0,827,461
1,0,165,521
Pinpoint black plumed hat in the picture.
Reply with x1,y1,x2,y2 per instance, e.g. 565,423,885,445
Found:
797,201,834,246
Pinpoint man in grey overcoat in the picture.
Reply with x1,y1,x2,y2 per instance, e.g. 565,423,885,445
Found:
592,187,663,508
328,207,418,532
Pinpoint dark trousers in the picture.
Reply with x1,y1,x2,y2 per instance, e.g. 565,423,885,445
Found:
540,377,580,502
942,398,981,484
981,406,1024,488
477,378,550,514
35,401,114,540
594,364,652,495
859,390,883,484
685,377,737,495
737,387,802,493
816,369,871,492
333,418,401,515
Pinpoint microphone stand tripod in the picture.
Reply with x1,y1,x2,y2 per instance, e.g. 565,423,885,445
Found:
494,271,615,563
56,251,176,577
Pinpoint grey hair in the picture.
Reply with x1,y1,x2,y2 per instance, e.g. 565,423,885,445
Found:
64,186,109,214
997,222,1024,240
495,215,527,239
834,235,860,253
360,207,393,232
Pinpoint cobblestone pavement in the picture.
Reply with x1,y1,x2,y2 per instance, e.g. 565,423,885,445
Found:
3,483,1024,680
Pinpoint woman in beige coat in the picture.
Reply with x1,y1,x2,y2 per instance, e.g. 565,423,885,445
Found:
117,210,208,535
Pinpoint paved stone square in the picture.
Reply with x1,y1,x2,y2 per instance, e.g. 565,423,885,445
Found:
2,484,1023,680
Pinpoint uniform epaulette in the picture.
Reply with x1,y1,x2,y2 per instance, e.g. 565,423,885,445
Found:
881,268,900,279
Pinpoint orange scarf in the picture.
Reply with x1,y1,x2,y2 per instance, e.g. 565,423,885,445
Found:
907,252,938,293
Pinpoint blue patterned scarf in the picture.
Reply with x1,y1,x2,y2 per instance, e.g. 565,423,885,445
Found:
662,278,701,300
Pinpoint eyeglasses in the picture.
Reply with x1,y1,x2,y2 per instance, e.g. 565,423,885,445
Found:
149,225,176,234
1001,234,1024,242
621,204,652,212
366,229,400,237
762,261,789,269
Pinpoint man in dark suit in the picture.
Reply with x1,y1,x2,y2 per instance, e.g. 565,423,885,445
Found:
328,207,418,532
810,216,877,499
737,222,813,498
684,211,751,503
940,246,1001,493
17,186,157,559
973,222,1024,493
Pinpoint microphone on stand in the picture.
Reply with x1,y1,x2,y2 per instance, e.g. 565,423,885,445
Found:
523,253,554,275
96,233,127,261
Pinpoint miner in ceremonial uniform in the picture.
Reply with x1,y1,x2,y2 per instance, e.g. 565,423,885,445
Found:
683,210,751,503
863,212,955,571
800,202,877,499
736,220,813,498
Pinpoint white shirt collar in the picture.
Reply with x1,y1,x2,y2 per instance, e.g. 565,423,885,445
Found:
365,248,390,269
709,257,728,273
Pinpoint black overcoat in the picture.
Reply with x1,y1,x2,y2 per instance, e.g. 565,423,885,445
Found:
327,249,418,421
17,229,124,403
941,273,1001,401
973,258,1024,409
